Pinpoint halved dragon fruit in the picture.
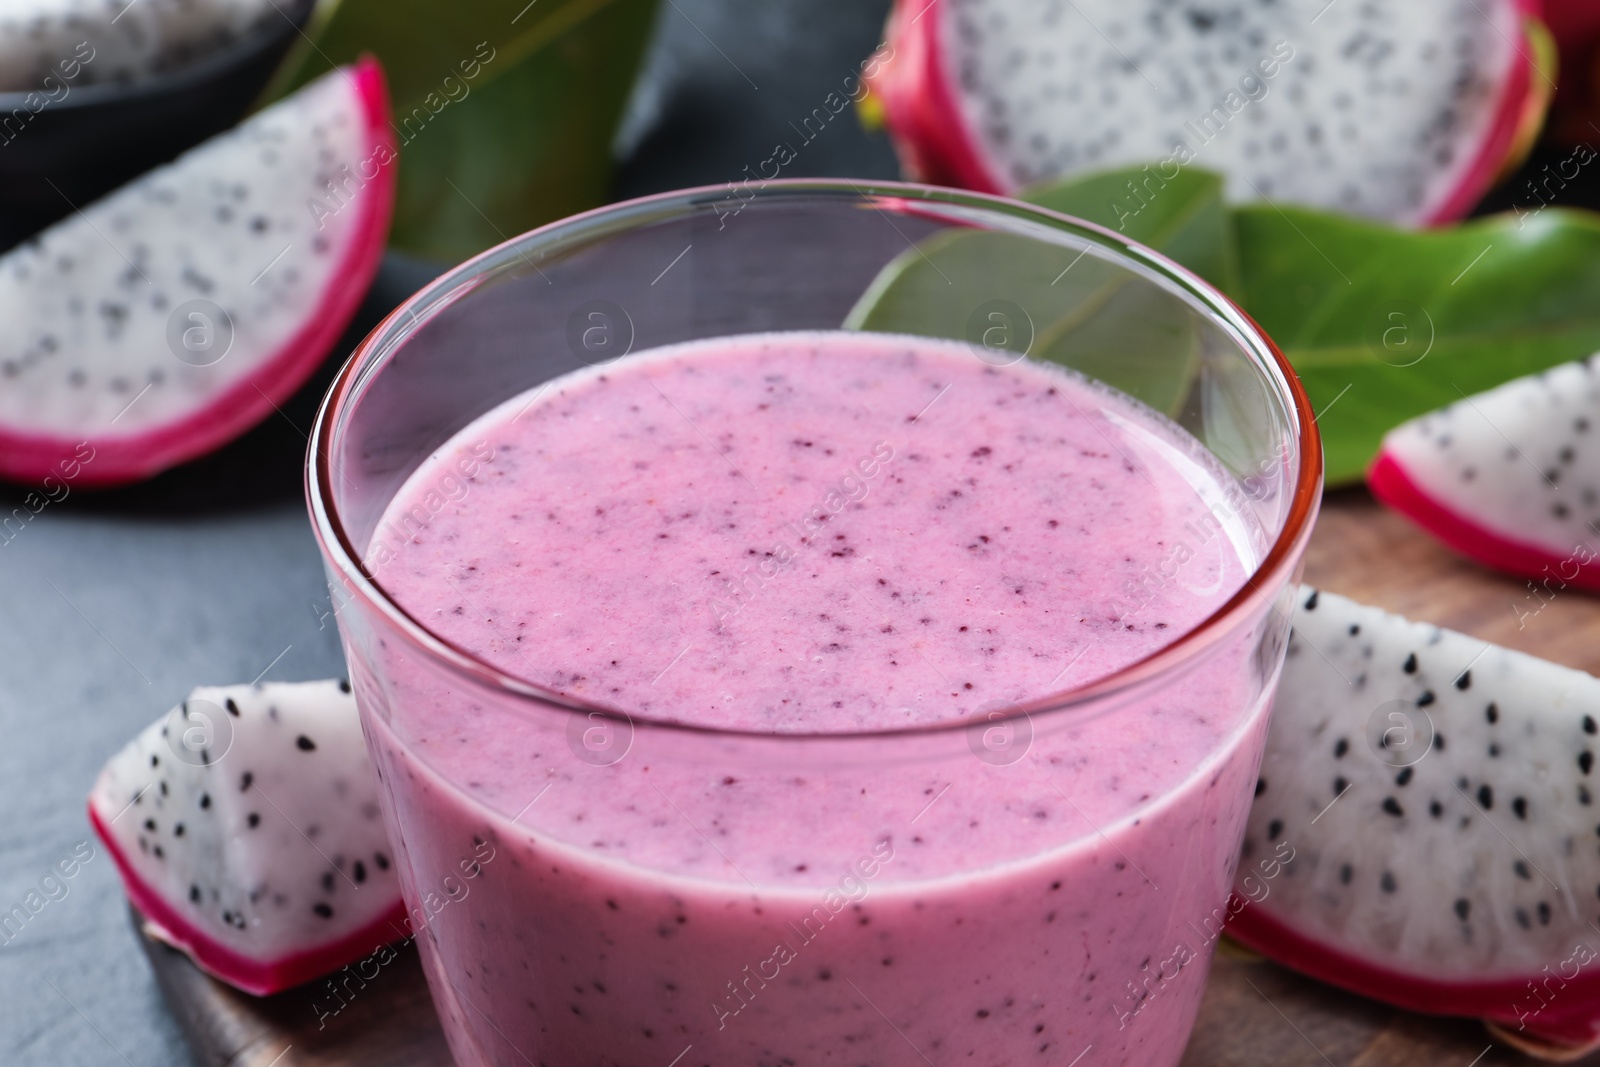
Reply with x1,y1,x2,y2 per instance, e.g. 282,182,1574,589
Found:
1369,356,1600,593
1232,587,1600,1056
88,680,405,996
867,0,1552,225
0,59,395,488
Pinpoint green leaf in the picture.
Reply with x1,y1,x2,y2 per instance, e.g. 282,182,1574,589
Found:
843,166,1233,416
1235,205,1600,484
270,0,659,261
1022,168,1239,295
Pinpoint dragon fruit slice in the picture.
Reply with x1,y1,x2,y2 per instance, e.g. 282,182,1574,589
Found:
1369,356,1600,594
0,0,279,90
1231,587,1600,1055
867,0,1551,226
0,59,395,488
88,680,405,996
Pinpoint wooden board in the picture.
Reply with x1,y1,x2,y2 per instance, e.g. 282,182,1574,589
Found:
145,489,1600,1067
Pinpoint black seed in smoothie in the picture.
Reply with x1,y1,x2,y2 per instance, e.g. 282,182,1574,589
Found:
1454,898,1470,921
296,735,316,751
247,813,260,828
1333,738,1348,758
313,903,334,919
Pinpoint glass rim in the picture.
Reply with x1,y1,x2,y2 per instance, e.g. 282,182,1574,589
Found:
306,177,1324,744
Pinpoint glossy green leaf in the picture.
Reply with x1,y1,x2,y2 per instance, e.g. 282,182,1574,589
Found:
843,168,1233,416
270,0,659,261
1235,205,1600,484
1022,168,1239,295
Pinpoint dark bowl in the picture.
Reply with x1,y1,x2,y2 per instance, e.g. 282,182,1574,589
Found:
0,0,316,252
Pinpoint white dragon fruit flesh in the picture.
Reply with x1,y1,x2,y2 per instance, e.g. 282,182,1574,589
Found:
0,59,394,488
0,0,281,90
867,0,1550,226
88,679,405,996
1232,586,1600,1055
1370,355,1600,594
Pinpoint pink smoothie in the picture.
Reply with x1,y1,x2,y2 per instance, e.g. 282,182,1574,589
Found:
358,331,1276,1067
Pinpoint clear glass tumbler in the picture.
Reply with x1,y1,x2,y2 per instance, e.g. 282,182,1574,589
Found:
308,180,1321,1067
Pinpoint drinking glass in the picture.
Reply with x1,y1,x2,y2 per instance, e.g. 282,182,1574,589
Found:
307,179,1322,1067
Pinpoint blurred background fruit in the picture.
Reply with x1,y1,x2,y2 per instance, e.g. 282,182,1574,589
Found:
0,0,313,249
